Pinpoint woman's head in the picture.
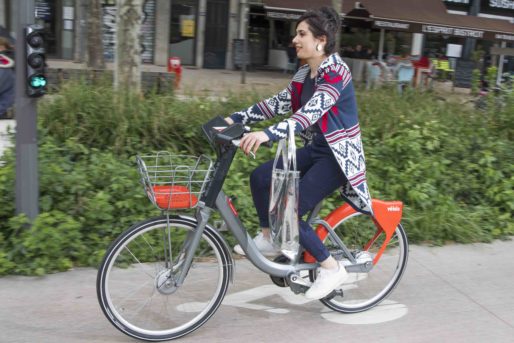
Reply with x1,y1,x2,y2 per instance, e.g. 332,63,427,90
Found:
292,7,341,60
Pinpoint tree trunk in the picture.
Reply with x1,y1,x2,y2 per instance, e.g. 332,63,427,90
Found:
86,0,105,69
332,0,342,54
114,0,143,93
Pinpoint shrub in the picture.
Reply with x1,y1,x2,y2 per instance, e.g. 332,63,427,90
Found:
0,82,511,274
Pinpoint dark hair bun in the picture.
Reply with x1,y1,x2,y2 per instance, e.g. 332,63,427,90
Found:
319,6,341,35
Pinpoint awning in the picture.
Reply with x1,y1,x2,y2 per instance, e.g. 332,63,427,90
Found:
261,0,514,41
348,0,514,42
262,0,354,20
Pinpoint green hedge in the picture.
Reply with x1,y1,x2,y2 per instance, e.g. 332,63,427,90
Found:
0,82,512,275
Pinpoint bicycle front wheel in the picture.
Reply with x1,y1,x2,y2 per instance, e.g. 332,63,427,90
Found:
97,216,232,341
317,212,408,313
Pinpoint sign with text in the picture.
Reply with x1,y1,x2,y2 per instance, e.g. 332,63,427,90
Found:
444,0,514,15
266,11,302,20
445,0,470,3
233,39,250,67
374,20,411,31
454,60,476,88
181,15,195,37
422,25,485,38
489,0,514,10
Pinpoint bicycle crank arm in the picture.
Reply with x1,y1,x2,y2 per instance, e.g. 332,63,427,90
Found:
287,273,312,294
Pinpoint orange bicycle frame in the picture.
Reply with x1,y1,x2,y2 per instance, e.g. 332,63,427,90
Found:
303,199,403,265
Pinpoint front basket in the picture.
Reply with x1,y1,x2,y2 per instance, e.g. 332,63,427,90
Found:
136,152,213,210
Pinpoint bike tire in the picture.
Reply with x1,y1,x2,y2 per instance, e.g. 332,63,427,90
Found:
314,212,408,313
97,215,232,341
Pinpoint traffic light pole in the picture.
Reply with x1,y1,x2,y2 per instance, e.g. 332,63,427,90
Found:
15,0,39,221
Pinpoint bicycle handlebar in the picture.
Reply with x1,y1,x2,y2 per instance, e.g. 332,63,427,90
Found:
203,116,273,151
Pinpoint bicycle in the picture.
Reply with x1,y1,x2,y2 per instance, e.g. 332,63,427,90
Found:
96,116,409,341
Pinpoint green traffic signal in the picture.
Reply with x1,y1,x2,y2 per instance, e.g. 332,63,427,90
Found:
25,25,47,97
29,75,47,88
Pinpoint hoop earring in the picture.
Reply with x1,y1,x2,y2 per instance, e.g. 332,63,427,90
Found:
316,44,322,52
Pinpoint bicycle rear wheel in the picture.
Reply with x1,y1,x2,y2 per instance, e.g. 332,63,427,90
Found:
97,216,232,341
315,212,408,313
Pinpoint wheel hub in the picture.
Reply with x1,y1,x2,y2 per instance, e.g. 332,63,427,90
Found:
155,269,178,295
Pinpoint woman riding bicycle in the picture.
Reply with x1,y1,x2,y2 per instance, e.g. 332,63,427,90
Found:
225,7,373,300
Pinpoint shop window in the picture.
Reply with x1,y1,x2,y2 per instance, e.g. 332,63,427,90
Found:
271,20,293,49
340,27,381,59
169,0,198,65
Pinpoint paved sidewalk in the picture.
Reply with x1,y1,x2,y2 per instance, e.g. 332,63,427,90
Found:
1,240,513,343
45,60,292,97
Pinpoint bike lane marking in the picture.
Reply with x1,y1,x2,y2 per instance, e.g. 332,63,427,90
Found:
320,300,408,324
221,285,408,324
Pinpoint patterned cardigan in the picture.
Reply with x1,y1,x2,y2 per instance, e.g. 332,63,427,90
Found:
229,53,373,215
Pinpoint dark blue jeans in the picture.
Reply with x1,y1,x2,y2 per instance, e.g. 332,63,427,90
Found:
250,140,347,262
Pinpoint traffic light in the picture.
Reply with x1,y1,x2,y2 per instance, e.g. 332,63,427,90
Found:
25,24,47,97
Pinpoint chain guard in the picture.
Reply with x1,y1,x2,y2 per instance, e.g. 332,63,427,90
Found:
269,255,291,287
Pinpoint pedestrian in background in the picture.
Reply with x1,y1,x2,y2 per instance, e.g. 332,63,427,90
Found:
0,37,15,119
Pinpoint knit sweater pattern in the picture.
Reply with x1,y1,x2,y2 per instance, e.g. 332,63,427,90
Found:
230,53,372,214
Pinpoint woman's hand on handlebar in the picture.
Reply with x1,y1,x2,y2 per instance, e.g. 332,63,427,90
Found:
240,131,270,156
224,117,234,125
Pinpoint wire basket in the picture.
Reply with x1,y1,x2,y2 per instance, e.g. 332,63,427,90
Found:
136,152,214,211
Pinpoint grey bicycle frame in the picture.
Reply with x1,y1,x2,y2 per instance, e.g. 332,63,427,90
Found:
173,192,318,287
173,118,358,286
214,191,318,277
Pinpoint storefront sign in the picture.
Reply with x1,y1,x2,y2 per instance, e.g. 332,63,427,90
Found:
422,25,484,38
444,0,514,15
266,11,302,20
495,33,514,40
489,0,514,9
374,20,410,30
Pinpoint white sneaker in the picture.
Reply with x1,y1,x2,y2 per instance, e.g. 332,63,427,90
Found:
305,262,349,300
233,232,280,257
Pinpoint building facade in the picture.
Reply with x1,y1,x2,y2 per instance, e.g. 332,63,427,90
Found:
1,0,513,72
1,0,245,69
